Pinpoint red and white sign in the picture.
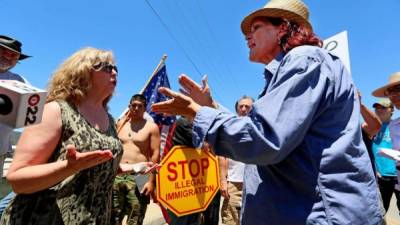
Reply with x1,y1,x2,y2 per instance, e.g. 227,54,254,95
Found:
156,145,220,217
0,80,46,128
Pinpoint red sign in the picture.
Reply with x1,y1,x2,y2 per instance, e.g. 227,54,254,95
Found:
156,145,220,216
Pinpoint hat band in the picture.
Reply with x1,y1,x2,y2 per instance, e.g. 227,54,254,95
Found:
0,43,22,54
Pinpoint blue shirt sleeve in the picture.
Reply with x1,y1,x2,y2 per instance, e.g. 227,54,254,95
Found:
192,48,333,165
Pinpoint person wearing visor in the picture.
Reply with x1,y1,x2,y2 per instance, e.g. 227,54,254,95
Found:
151,0,383,224
373,72,400,216
369,98,400,214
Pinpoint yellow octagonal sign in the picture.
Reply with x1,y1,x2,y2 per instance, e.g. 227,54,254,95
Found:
157,145,220,216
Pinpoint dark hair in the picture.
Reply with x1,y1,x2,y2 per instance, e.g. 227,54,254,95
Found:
235,95,254,113
130,94,147,107
256,17,323,52
172,117,194,147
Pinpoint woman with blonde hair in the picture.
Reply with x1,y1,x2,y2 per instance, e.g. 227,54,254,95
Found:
1,47,152,224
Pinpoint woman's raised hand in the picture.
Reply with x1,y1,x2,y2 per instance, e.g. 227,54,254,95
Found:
179,74,217,108
151,86,201,120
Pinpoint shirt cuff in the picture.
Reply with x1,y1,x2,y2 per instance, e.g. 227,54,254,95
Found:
192,106,220,147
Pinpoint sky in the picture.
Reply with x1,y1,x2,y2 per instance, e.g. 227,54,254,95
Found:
2,0,400,118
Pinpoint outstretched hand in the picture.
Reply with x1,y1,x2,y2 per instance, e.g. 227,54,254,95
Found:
179,74,216,107
66,144,113,172
151,87,201,120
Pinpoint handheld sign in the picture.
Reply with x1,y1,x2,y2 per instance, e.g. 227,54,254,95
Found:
323,30,351,73
378,148,400,161
156,145,220,217
0,80,46,128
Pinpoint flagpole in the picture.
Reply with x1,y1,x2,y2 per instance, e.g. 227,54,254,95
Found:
117,54,168,134
140,54,168,94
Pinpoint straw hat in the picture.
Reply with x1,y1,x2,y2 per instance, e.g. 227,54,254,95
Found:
372,72,400,97
372,98,393,109
241,0,312,35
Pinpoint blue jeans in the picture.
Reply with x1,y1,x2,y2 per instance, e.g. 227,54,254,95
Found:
0,192,15,216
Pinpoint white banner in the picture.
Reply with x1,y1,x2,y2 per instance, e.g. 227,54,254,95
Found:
323,30,351,73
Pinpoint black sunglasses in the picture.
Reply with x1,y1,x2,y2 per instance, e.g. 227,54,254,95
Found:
93,62,118,73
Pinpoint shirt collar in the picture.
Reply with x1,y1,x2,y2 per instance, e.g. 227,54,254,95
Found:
259,52,285,99
264,52,285,78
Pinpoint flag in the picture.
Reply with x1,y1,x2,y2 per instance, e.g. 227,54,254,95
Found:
141,63,176,158
142,64,175,126
140,61,176,222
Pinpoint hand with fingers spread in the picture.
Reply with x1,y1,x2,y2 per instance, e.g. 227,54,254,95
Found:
151,86,202,120
179,74,217,108
65,145,113,172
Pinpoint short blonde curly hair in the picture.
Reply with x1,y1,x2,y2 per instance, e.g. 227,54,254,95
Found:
46,47,115,107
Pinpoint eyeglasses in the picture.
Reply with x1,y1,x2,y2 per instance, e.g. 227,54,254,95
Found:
384,85,400,97
93,62,118,73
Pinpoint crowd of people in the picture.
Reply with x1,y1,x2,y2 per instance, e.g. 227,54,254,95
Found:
0,0,400,224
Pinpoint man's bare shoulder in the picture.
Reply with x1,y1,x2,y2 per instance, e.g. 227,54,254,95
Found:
145,120,159,131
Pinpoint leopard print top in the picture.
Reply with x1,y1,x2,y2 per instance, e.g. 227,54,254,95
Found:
1,101,123,225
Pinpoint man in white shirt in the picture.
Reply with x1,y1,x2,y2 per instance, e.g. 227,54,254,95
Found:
0,35,31,214
0,35,31,177
219,96,253,225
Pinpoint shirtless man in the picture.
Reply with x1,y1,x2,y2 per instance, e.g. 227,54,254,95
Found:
112,94,160,225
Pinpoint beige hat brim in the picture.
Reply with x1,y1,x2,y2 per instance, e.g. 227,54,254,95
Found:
241,8,313,35
372,80,400,97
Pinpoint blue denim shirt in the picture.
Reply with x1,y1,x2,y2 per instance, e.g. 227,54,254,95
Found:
192,46,382,225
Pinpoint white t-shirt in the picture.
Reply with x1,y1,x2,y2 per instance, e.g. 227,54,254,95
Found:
227,158,245,183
